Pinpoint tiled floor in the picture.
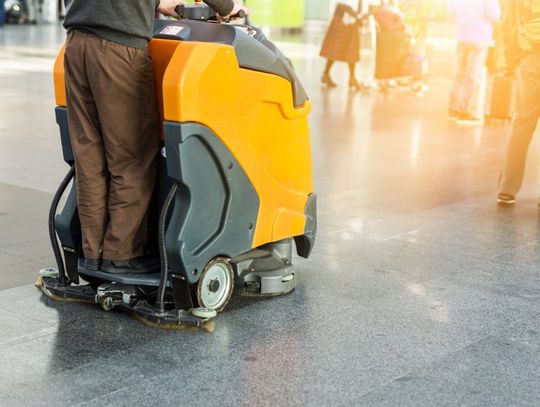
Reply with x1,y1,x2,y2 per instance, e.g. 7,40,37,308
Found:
0,23,539,407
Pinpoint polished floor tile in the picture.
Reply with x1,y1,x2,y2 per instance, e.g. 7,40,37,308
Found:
1,23,539,406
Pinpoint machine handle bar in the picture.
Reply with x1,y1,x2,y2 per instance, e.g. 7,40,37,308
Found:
233,10,246,19
174,4,246,22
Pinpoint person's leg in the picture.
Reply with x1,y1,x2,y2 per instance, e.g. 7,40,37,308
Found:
87,39,159,261
26,0,38,22
449,43,468,114
323,59,334,75
58,0,65,18
499,54,540,198
459,44,488,117
64,32,109,261
322,59,337,87
348,62,361,89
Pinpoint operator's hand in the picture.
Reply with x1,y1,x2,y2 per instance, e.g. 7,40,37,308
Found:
221,3,250,20
158,0,186,18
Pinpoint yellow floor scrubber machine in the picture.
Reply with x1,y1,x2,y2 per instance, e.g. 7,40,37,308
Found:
37,3,316,330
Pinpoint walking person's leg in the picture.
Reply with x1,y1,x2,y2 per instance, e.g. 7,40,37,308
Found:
26,0,38,23
322,59,337,87
449,43,469,118
58,0,65,18
458,44,488,121
348,62,361,90
498,54,540,202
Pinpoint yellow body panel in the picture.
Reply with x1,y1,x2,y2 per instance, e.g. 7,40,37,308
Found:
54,47,67,107
158,41,313,248
53,39,313,249
148,39,182,134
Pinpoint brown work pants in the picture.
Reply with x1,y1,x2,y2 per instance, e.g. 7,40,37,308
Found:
64,31,159,261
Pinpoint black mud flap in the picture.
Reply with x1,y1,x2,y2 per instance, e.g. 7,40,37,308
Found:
294,193,317,258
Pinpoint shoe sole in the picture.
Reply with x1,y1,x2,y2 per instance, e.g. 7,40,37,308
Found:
497,199,515,206
457,119,483,126
84,262,101,271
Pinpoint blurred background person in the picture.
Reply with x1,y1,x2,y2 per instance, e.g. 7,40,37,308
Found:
373,0,408,89
448,0,501,124
26,0,40,24
373,1,405,33
58,0,65,19
0,0,5,27
498,0,540,206
320,1,364,90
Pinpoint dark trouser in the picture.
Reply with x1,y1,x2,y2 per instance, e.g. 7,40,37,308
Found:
499,53,540,196
64,30,159,261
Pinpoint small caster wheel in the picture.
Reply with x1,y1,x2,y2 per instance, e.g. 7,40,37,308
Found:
39,268,59,278
100,296,115,312
196,257,234,312
192,308,218,319
282,274,295,282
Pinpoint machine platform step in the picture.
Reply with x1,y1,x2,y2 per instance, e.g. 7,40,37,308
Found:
78,267,167,287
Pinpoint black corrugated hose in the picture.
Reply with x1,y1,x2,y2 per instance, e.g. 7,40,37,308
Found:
49,169,179,307
156,182,179,313
48,165,76,286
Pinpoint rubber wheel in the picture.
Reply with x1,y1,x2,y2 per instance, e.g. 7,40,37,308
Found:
100,296,114,311
39,268,59,278
192,308,218,319
196,257,234,312
282,274,295,282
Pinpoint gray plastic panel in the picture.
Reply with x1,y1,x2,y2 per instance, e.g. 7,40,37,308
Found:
54,108,81,254
294,193,317,258
55,107,74,164
232,30,309,107
163,122,260,284
55,182,81,252
232,238,297,296
304,193,317,236
153,19,233,48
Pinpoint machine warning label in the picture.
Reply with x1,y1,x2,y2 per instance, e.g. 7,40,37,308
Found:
160,26,185,35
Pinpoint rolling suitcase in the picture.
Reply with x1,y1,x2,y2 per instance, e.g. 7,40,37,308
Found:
400,54,426,79
485,74,516,121
375,29,410,79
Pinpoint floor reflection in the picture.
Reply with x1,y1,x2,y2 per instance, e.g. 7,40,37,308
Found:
1,22,540,406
